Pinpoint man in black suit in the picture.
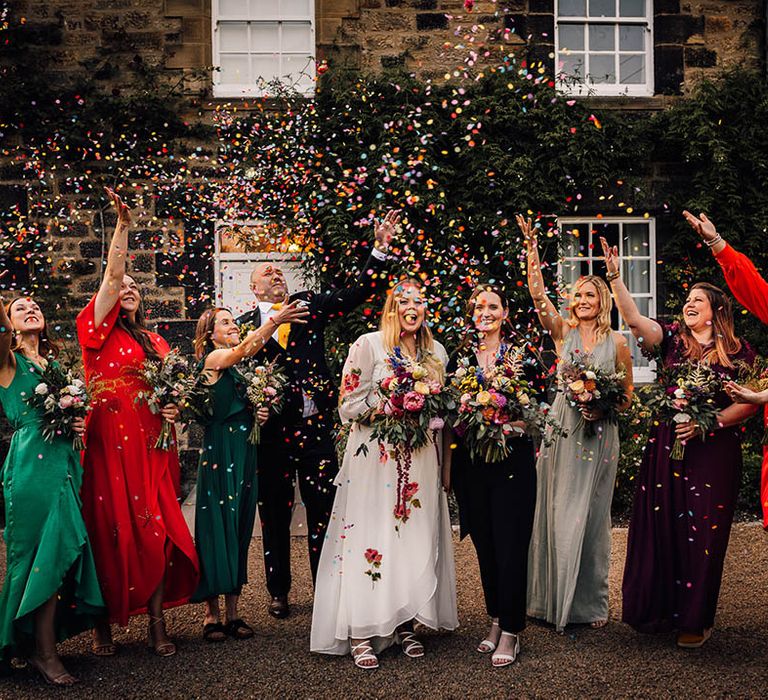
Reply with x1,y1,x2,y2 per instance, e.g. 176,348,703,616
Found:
237,212,399,618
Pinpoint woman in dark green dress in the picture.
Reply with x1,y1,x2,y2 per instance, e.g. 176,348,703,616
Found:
0,293,105,685
191,304,307,641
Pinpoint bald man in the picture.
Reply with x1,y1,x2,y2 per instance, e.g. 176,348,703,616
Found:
237,212,399,619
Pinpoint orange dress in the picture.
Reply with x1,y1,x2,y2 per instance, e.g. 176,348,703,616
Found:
715,243,768,528
77,295,199,625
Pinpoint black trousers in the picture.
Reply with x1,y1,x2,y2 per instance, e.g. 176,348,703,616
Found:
256,413,338,597
456,441,537,634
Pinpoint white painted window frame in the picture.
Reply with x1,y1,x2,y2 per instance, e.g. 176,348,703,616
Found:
555,0,654,97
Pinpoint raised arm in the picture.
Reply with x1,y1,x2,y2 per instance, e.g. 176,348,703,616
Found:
203,301,309,376
93,187,132,328
0,283,14,374
516,215,568,342
614,333,634,411
600,237,663,352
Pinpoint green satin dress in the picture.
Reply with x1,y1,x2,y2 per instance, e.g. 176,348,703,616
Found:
192,366,258,601
0,352,105,660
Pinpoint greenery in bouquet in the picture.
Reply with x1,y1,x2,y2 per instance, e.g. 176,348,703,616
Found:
560,359,627,438
238,357,289,444
736,356,768,445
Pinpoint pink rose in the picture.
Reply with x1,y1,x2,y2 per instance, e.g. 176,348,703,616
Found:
428,416,444,431
380,376,393,391
264,386,277,397
58,394,75,410
491,392,507,408
383,400,403,417
403,392,425,412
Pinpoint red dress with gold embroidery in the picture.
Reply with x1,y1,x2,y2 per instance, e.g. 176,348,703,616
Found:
715,244,768,528
77,296,199,625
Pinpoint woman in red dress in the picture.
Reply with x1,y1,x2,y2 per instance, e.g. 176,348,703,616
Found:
684,211,768,528
77,188,199,657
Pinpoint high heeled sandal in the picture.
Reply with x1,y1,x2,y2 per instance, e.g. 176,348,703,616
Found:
477,619,500,653
148,615,177,657
350,640,379,670
27,656,80,686
396,629,425,658
491,632,520,668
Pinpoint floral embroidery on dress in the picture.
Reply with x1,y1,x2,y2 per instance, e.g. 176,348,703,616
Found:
364,548,383,586
393,481,421,529
341,367,362,399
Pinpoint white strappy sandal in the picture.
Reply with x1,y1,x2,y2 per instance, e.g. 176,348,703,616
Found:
350,639,379,670
491,632,520,668
477,619,500,653
396,629,425,658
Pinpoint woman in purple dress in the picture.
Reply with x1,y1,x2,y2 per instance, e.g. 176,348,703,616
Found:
601,238,758,648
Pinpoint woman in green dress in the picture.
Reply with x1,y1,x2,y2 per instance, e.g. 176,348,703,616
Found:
0,292,105,685
191,303,307,641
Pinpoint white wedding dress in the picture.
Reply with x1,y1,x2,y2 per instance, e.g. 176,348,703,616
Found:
310,331,458,655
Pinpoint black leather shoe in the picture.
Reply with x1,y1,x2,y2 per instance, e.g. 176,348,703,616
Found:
268,596,289,619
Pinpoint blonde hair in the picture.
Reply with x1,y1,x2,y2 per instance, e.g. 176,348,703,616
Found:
379,277,444,381
567,275,613,344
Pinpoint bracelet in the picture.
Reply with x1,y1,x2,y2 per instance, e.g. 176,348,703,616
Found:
268,316,279,327
605,271,620,282
705,234,723,248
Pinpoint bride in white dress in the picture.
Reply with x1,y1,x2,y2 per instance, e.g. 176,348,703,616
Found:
310,278,458,669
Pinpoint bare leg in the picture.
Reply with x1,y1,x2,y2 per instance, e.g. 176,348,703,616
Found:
224,593,239,623
30,595,78,685
202,597,226,642
147,578,176,656
91,617,116,656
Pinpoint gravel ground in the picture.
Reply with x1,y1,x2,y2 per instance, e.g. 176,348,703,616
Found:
1,524,767,699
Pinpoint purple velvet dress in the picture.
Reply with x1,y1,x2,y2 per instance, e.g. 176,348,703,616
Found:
622,321,755,634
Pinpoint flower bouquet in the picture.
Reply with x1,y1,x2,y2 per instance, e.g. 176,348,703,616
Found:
238,358,289,444
450,347,560,463
25,362,90,450
136,349,200,450
645,362,722,460
560,359,627,438
356,347,454,529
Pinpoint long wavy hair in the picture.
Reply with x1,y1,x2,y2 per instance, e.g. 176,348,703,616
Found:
455,283,516,357
5,296,61,359
193,307,230,360
567,275,613,344
115,284,162,362
379,277,443,381
679,282,741,368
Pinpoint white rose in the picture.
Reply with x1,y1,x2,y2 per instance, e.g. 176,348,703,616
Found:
44,396,56,410
34,383,49,395
673,412,691,424
585,370,597,380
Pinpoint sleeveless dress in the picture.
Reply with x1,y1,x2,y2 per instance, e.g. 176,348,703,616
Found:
76,295,199,625
622,321,755,634
192,366,259,601
311,332,458,655
527,329,621,631
0,352,105,660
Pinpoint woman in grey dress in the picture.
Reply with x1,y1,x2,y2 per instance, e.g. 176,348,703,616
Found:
516,216,633,632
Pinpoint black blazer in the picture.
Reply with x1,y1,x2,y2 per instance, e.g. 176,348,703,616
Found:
237,251,388,432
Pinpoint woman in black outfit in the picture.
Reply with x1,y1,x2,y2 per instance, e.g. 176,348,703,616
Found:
443,284,541,668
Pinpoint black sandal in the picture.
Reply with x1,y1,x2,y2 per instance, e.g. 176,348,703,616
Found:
224,619,255,640
202,622,227,643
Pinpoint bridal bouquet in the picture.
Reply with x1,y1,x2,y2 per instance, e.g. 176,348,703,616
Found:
645,362,722,460
25,362,90,450
136,349,201,450
450,347,560,463
238,358,289,444
560,359,626,437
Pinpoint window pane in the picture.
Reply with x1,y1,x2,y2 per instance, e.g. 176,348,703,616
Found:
282,22,312,52
588,54,616,83
252,54,280,82
589,24,614,51
251,22,280,52
619,24,644,51
619,54,645,84
219,54,250,83
559,0,586,17
623,222,650,255
559,23,585,51
561,228,583,257
588,0,615,17
220,0,248,17
282,53,312,80
281,0,311,17
623,259,650,293
219,22,249,52
593,222,619,249
559,53,585,79
619,0,645,17
250,0,274,17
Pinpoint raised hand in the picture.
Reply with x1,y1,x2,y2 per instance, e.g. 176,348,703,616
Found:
273,299,310,325
374,210,401,250
600,236,619,276
724,380,768,406
682,210,718,243
515,214,537,250
105,186,132,227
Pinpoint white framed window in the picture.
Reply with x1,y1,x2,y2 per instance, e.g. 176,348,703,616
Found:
557,217,657,383
555,0,653,97
212,0,315,98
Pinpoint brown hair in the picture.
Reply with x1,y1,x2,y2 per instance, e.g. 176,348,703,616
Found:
115,293,162,363
567,275,613,344
679,282,742,368
6,296,61,359
193,307,230,360
455,283,516,357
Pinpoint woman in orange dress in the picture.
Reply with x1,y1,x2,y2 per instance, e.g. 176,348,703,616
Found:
76,188,199,657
